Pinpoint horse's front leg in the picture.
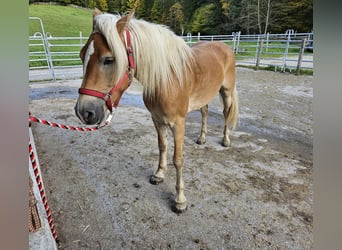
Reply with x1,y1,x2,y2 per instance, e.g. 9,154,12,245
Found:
171,119,187,213
150,119,168,185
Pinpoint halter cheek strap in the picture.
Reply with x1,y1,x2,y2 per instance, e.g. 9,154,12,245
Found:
78,30,135,113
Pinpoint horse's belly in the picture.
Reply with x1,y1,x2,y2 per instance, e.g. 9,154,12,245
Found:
187,91,219,112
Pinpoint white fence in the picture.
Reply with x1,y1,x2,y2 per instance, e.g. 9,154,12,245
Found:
183,30,313,74
29,17,313,82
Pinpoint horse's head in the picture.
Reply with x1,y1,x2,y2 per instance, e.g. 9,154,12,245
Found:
75,9,135,125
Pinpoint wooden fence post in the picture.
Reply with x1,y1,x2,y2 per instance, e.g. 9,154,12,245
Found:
296,38,307,75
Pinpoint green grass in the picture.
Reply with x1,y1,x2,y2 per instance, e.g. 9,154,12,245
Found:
229,41,311,59
237,64,313,76
29,4,312,73
29,4,93,67
29,4,92,37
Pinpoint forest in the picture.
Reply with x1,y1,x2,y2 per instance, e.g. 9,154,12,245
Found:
29,0,313,35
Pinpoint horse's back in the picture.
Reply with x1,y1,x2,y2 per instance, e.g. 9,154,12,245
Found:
188,41,235,112
192,41,235,66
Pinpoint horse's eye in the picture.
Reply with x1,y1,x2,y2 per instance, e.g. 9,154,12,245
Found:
103,57,115,65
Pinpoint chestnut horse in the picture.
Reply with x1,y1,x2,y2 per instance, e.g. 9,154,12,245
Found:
75,9,239,213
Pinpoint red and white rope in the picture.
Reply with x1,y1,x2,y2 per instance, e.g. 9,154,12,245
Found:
29,135,58,240
28,112,113,131
28,111,112,242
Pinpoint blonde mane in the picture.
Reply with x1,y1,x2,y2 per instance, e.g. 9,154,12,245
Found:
94,13,195,99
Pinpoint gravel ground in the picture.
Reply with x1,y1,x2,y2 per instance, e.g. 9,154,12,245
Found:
29,67,313,249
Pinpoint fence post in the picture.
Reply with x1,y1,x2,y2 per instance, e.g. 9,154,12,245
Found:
296,38,307,75
80,31,83,45
46,40,56,81
282,30,293,72
236,31,241,53
256,38,264,70
186,33,191,45
232,32,236,53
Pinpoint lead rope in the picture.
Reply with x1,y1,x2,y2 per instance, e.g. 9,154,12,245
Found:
28,111,113,131
28,110,113,245
29,128,58,241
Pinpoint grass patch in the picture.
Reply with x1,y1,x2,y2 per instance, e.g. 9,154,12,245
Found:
237,64,313,76
29,4,92,37
232,42,312,60
29,4,92,67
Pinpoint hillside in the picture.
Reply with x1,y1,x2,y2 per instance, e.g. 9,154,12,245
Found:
29,5,93,37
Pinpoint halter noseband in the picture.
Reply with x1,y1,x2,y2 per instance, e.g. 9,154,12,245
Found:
78,30,135,113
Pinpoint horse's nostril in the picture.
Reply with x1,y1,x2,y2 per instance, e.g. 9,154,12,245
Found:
84,110,95,122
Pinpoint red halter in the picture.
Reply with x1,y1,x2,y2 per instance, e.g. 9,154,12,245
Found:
78,30,135,113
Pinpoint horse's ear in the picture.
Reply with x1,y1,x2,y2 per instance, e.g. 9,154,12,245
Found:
94,8,102,17
93,8,102,30
116,10,135,35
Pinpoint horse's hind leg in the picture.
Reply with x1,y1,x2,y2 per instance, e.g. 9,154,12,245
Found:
150,119,168,184
220,86,233,147
196,104,208,145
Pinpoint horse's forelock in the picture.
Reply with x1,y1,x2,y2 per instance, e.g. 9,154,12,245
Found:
93,14,128,85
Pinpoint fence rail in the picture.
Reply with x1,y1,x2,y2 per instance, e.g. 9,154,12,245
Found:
29,17,313,82
182,30,313,74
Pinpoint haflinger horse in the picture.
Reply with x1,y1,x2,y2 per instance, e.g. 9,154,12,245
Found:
75,9,239,213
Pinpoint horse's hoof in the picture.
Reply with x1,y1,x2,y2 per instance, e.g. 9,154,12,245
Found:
221,139,230,147
196,139,206,145
171,202,188,214
196,137,206,145
149,175,164,185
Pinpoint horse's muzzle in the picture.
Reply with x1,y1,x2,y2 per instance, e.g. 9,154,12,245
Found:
75,98,106,125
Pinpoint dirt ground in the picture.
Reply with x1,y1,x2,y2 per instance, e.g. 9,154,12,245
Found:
29,67,313,249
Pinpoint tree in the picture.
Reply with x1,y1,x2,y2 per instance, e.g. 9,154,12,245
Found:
166,2,185,35
136,0,147,19
191,3,220,35
126,0,139,10
98,0,109,12
29,0,313,35
181,0,193,23
239,0,254,34
150,0,163,23
106,0,122,13
234,0,277,34
86,0,109,12
226,0,243,33
59,0,72,5
255,0,272,34
107,0,117,13
88,0,97,9
283,0,313,32
220,0,230,17
217,0,234,34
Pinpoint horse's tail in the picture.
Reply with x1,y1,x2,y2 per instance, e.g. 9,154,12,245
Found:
228,87,239,130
